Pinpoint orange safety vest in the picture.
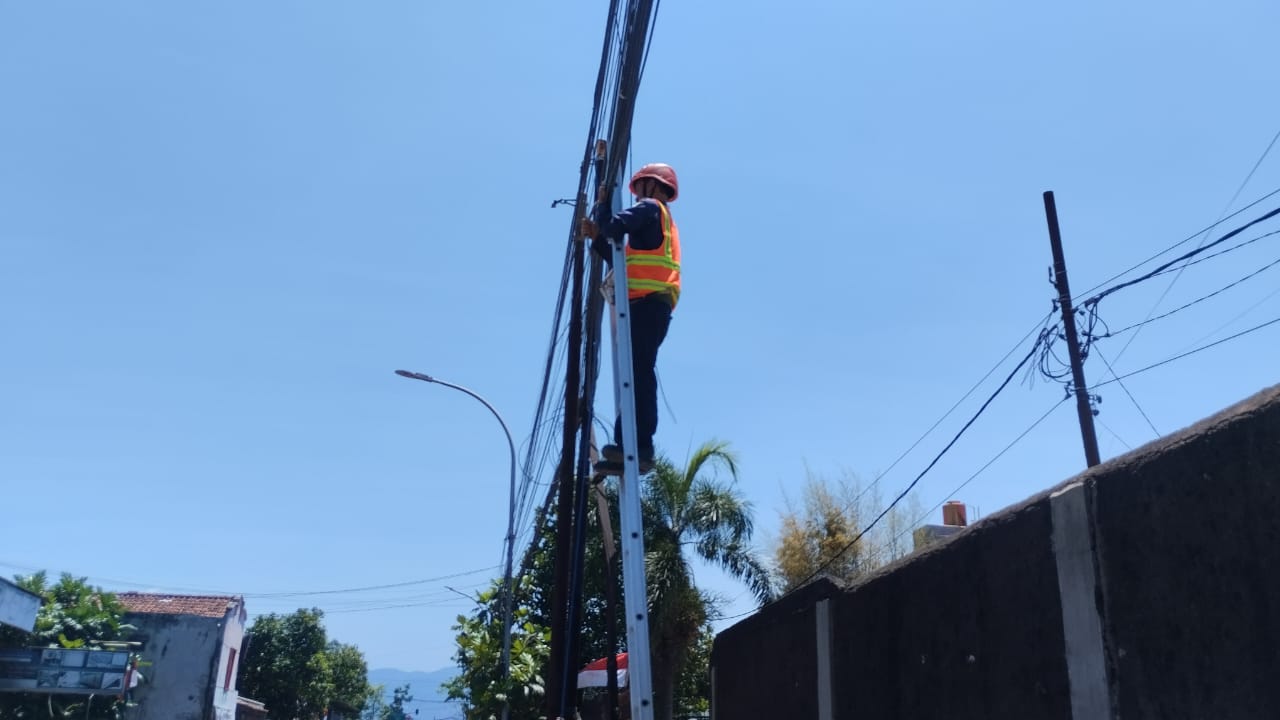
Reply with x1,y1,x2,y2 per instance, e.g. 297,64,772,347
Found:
625,200,681,308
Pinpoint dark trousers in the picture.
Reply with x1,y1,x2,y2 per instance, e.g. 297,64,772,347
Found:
614,293,672,453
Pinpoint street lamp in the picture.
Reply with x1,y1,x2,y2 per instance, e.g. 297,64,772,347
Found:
395,369,517,720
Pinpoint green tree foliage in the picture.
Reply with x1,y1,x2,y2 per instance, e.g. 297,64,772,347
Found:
673,624,713,718
443,577,550,720
518,505,627,670
382,684,413,720
773,469,922,593
0,572,129,650
327,641,374,714
643,440,772,720
0,572,136,720
446,498,632,720
358,683,414,720
359,685,386,720
237,608,371,720
447,439,768,720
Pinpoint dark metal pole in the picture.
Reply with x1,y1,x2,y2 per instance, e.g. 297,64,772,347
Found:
1043,191,1102,467
561,427,595,719
548,214,587,720
561,139,613,719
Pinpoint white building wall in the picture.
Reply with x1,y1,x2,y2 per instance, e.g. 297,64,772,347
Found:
124,600,247,720
211,603,247,720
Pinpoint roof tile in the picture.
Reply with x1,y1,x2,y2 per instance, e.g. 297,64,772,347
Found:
117,593,241,619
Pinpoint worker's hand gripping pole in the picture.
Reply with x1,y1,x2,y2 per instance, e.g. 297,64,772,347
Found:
606,172,656,720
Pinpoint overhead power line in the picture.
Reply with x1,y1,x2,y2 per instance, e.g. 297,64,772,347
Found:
1069,227,1280,442
1083,205,1280,307
1097,253,1280,339
1081,127,1279,411
1091,344,1160,437
248,583,494,614
243,566,501,598
1095,415,1134,451
1223,126,1280,222
0,559,500,600
1147,228,1280,278
786,330,1048,594
320,598,473,615
1072,186,1280,302
1064,205,1280,410
895,396,1070,548
719,392,1070,625
725,176,1280,626
1176,284,1280,354
1106,127,1280,366
1093,314,1280,389
833,312,1054,524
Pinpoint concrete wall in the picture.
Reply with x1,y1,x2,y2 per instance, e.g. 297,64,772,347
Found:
1087,387,1280,719
126,612,229,720
711,384,1280,720
210,606,246,720
711,580,830,719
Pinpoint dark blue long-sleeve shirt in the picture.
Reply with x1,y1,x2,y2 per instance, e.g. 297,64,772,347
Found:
590,198,665,265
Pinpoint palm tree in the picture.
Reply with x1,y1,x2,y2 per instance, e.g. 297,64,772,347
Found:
641,439,773,720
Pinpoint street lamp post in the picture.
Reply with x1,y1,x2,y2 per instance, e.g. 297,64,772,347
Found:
395,369,518,720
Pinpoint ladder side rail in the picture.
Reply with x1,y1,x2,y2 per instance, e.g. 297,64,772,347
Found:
609,233,655,720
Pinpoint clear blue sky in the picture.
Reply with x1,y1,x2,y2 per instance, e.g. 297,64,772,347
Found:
3,1,1278,673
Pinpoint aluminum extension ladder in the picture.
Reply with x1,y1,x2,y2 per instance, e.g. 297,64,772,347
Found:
598,229,656,720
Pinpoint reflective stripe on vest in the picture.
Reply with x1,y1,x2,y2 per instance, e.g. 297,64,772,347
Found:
626,200,681,307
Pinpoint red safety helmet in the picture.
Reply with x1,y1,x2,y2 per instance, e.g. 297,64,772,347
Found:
629,163,679,201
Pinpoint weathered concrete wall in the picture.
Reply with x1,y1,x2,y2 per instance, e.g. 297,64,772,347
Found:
210,606,246,720
1088,388,1280,719
711,383,1280,720
831,500,1071,720
126,613,224,720
710,580,830,719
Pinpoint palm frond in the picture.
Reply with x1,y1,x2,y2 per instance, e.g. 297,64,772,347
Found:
712,541,775,606
682,439,739,491
645,544,693,615
686,478,754,545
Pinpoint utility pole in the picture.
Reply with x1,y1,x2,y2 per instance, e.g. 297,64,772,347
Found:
547,214,587,720
540,0,660,715
1043,190,1102,467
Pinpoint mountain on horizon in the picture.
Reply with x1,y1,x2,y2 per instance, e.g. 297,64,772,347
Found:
367,666,457,711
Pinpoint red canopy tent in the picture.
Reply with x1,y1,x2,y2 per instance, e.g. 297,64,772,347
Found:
577,652,628,688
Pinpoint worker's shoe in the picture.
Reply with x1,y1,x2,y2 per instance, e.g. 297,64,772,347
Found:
593,459,623,478
600,444,655,474
638,447,655,474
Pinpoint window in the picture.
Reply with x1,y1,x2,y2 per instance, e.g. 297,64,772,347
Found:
224,648,237,691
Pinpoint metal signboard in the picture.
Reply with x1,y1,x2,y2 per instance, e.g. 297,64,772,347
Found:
0,648,132,694
0,578,40,632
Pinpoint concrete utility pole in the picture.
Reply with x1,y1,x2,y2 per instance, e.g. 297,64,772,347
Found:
1042,191,1102,467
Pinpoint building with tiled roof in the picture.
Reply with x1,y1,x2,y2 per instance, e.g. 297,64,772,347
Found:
118,592,249,720
117,593,242,619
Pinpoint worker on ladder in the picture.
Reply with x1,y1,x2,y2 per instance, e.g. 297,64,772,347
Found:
581,163,681,474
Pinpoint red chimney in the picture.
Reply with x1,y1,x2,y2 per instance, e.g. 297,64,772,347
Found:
943,501,967,527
